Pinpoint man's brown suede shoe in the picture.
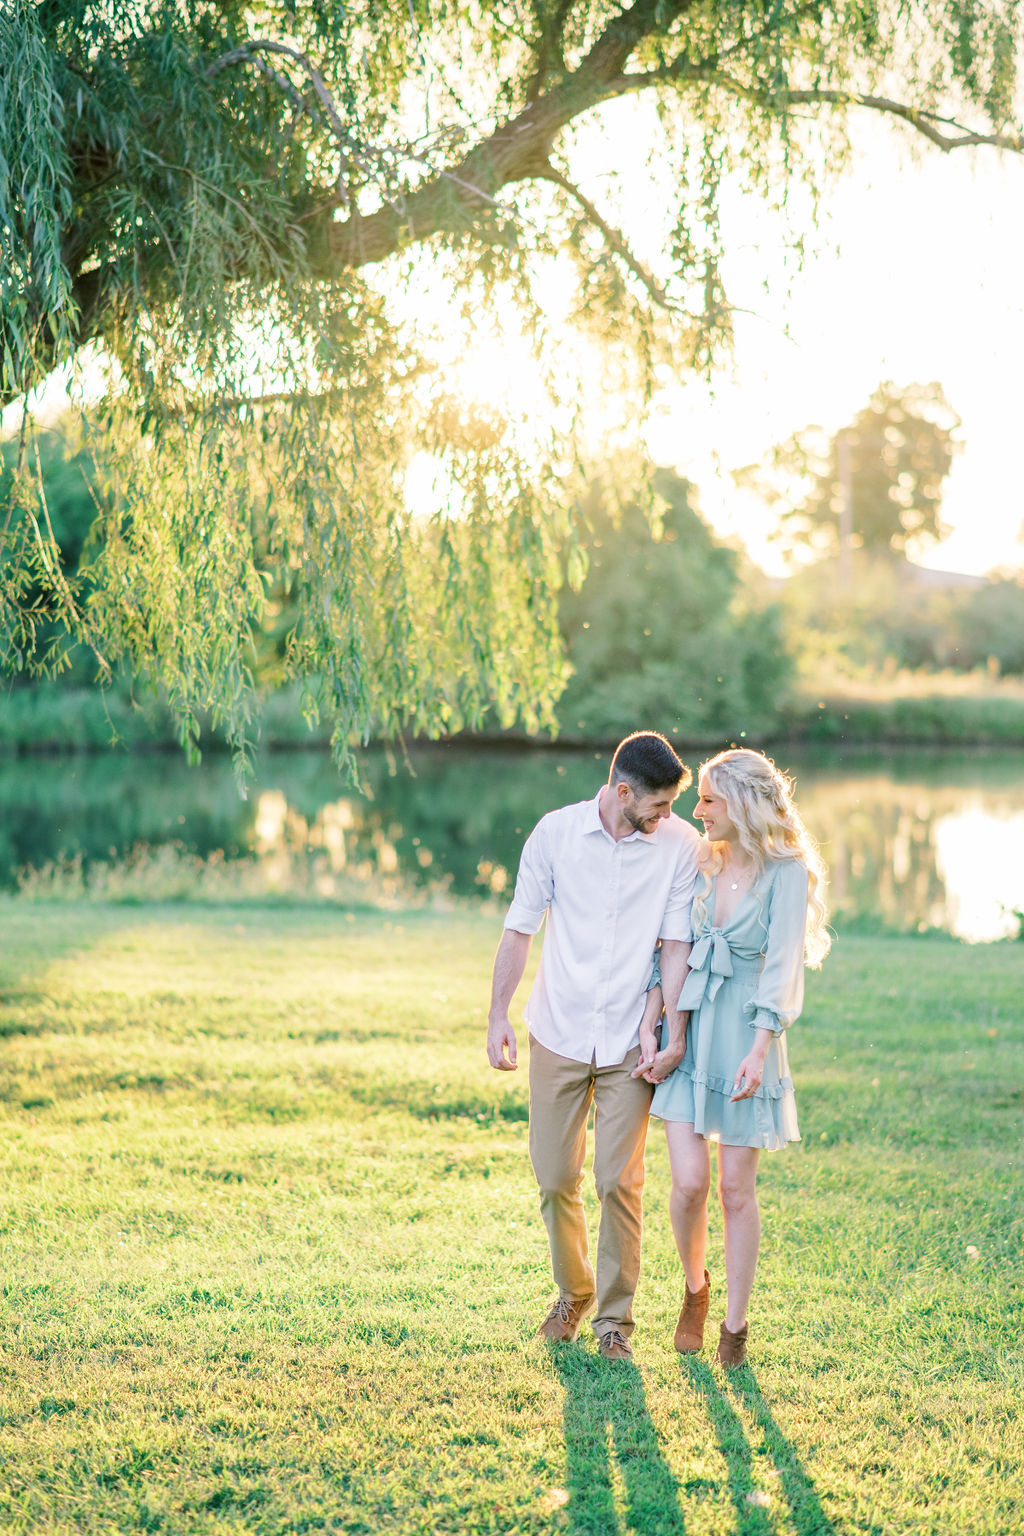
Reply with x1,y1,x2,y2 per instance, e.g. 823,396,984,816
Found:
715,1320,749,1368
537,1294,595,1342
673,1268,711,1353
598,1329,633,1362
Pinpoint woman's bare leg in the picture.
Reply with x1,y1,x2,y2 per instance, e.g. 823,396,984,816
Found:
717,1143,761,1331
663,1120,711,1293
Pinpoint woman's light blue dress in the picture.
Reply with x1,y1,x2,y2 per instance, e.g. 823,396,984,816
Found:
650,859,809,1150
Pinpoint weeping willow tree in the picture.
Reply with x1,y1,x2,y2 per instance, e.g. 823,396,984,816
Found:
1,0,1021,767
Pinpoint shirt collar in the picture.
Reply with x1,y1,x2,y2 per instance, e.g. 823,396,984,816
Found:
583,787,659,844
581,790,605,835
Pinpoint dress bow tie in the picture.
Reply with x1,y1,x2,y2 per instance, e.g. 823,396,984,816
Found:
678,927,733,1010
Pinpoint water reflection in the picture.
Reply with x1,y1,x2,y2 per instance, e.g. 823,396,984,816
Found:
1,744,1023,941
934,807,1024,942
249,787,410,900
793,762,1024,942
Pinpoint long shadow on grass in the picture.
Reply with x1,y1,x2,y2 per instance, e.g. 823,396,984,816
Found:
549,1343,687,1536
682,1358,837,1536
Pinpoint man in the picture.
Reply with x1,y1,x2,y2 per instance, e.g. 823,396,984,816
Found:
487,731,699,1361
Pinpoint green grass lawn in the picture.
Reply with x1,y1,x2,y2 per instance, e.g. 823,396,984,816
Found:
0,903,1021,1535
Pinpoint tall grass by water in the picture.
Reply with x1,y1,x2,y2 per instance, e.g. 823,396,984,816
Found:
5,670,1024,759
0,902,1020,1535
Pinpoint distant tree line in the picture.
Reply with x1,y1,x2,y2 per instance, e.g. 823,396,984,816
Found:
743,383,1024,682
4,398,1023,757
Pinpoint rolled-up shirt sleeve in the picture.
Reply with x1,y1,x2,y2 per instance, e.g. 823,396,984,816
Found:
646,946,662,991
744,860,809,1034
658,837,700,943
503,820,553,934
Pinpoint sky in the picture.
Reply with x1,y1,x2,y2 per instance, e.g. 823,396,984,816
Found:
616,110,1024,578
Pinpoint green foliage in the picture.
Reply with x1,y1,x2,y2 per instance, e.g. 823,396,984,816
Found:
1,3,1021,768
0,905,1021,1534
0,427,105,685
558,466,793,739
742,382,962,561
785,684,1024,746
0,429,95,566
956,577,1024,674
778,546,1024,685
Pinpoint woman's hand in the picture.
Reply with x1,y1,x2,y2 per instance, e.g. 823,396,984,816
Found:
648,1041,685,1084
634,1039,685,1084
729,1041,770,1101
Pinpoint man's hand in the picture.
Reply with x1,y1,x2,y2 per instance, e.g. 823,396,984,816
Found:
632,1020,660,1080
486,928,531,1072
487,1016,518,1071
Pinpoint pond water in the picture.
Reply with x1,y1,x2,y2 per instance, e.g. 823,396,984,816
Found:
2,742,1023,942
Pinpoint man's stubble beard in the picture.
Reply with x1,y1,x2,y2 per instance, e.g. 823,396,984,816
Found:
623,805,658,835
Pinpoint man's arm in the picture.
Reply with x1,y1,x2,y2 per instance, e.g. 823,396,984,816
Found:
487,927,532,1071
644,938,691,1083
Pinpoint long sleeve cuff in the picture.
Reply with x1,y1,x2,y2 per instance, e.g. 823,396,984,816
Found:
746,1005,785,1036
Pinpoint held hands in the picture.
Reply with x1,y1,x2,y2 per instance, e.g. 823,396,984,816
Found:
487,1016,518,1071
636,1021,658,1073
632,1036,685,1085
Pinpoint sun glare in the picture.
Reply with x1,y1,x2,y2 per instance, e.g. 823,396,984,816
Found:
933,808,1024,942
447,329,543,417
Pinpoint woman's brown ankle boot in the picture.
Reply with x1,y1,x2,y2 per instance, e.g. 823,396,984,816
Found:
673,1269,711,1353
715,1320,748,1368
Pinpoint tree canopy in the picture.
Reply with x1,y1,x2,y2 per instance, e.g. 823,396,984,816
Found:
741,381,963,561
559,466,791,739
1,0,1021,766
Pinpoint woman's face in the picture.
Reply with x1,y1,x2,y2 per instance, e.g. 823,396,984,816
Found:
694,776,738,842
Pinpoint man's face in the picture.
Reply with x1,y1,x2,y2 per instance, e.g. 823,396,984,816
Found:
620,782,680,835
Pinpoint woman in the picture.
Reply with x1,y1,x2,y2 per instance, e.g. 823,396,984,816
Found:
636,749,830,1368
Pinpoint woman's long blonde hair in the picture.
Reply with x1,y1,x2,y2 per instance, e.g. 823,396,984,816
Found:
692,748,831,967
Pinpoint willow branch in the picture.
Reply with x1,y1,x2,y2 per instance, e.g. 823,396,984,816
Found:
779,89,1023,152
526,0,579,102
536,163,675,309
626,64,1024,153
17,0,1022,401
208,44,306,113
321,0,696,269
207,36,369,207
206,38,348,147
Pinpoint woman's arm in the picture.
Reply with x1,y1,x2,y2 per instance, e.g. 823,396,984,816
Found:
732,861,810,1098
743,861,810,1035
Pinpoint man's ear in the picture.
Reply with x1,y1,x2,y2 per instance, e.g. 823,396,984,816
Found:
615,781,632,804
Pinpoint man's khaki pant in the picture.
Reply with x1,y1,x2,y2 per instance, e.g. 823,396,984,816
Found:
528,1034,654,1339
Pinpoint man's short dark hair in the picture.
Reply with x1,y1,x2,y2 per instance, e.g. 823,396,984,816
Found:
609,732,691,794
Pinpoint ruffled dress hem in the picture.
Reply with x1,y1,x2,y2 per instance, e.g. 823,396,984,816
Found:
651,1066,801,1151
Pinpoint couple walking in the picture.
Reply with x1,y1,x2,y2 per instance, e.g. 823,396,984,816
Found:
487,731,830,1367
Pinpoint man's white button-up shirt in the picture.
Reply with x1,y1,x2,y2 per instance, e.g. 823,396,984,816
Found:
503,789,701,1067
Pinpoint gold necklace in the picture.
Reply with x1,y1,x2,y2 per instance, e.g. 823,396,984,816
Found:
727,862,752,892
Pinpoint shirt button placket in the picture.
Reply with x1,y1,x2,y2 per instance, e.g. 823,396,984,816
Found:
596,842,622,1064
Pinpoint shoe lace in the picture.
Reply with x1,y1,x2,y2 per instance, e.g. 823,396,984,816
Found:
549,1296,572,1324
602,1330,629,1352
